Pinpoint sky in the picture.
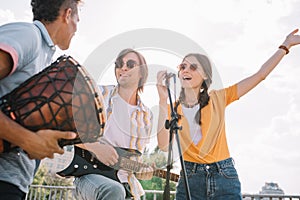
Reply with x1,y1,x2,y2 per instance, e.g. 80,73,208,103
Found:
1,0,300,195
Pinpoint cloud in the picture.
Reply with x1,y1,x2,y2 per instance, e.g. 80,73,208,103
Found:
0,9,16,24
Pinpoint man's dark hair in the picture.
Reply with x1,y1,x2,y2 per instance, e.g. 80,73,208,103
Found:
31,0,81,22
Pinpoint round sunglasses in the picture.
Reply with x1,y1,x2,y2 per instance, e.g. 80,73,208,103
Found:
115,59,138,69
178,63,199,71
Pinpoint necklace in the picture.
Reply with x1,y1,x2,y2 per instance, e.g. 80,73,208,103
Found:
180,100,199,108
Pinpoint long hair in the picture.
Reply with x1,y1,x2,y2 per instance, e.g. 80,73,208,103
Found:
31,0,82,22
114,48,148,93
176,53,213,125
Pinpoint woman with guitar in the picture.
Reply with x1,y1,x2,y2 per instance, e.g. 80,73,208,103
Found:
156,29,300,199
74,48,154,200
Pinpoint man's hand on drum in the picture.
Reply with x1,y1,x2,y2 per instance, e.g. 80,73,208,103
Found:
21,130,77,159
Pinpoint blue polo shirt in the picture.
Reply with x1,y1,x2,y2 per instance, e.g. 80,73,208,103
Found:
0,20,56,193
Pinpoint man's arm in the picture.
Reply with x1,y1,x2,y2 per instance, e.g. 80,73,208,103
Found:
0,111,77,159
0,49,13,80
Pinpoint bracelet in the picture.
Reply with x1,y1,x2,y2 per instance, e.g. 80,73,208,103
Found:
279,45,289,55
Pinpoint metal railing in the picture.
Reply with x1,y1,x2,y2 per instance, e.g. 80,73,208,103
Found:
26,185,77,200
242,194,300,200
26,185,300,200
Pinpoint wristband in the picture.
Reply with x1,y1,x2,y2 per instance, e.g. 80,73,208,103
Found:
279,45,289,55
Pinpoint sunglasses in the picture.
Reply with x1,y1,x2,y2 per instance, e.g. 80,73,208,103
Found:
178,63,199,71
115,59,138,69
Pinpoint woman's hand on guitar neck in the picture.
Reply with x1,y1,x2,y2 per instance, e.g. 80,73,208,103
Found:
78,142,119,167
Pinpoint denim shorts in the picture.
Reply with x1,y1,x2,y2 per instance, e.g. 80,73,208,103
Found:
175,157,242,200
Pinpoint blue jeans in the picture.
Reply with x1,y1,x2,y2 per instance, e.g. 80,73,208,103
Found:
74,174,127,200
175,158,242,200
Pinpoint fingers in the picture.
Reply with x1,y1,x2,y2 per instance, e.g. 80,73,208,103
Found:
157,70,167,83
49,131,77,154
23,130,65,159
136,165,154,180
282,29,300,48
89,144,119,167
54,131,77,140
151,162,156,168
107,149,119,166
55,146,65,155
43,131,66,154
156,71,168,92
107,145,119,164
289,29,299,36
106,158,117,167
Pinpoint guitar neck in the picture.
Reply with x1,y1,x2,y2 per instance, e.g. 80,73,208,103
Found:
119,157,179,182
153,169,179,182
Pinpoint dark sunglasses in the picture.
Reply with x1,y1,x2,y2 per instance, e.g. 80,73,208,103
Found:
178,63,199,71
115,59,138,69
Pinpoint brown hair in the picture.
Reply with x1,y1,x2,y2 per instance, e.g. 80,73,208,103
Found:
176,53,213,125
114,48,148,92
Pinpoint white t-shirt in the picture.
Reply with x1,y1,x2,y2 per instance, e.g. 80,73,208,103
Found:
99,92,151,185
182,104,202,144
100,93,150,150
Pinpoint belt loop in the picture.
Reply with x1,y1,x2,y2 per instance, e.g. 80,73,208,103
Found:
192,163,197,173
215,162,221,174
231,157,235,166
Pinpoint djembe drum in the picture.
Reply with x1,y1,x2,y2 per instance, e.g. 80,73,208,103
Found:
0,55,105,152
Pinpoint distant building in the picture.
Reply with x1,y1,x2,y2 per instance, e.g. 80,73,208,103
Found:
259,182,284,195
41,145,74,176
257,182,284,200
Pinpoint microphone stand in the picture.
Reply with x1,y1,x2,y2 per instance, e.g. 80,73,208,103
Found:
163,75,191,200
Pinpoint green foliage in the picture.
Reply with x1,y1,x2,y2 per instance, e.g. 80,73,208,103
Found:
32,165,48,185
30,163,74,199
139,146,177,200
32,164,73,186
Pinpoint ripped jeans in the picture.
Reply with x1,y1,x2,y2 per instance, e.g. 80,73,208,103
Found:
175,157,242,200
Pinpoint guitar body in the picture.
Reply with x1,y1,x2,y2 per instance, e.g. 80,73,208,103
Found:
57,146,140,182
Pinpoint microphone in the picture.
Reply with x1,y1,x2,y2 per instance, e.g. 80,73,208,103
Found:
164,72,176,87
165,72,176,80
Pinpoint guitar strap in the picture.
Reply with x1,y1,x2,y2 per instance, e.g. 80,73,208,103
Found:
122,182,133,198
3,140,11,153
0,140,13,153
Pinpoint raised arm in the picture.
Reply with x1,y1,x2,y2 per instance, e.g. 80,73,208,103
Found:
156,70,171,152
237,29,300,98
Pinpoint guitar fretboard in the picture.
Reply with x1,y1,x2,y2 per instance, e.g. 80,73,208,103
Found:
119,157,179,182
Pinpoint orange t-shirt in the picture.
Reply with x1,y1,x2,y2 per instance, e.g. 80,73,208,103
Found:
169,84,238,164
